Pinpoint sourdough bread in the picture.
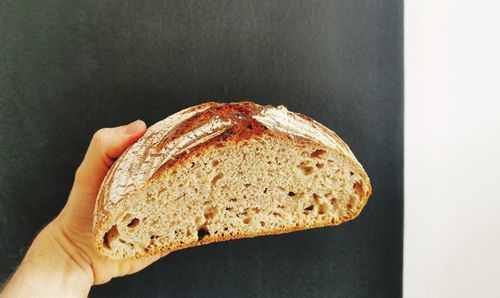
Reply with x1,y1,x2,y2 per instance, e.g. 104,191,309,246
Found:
93,102,371,259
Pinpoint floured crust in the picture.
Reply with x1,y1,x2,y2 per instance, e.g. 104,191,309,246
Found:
93,101,371,257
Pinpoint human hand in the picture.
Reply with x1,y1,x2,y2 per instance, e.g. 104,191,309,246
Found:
2,120,163,297
54,119,166,284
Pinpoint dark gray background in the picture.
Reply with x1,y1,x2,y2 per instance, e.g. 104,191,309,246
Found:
0,1,403,297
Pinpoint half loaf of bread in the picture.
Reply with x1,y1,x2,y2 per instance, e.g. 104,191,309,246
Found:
94,102,371,259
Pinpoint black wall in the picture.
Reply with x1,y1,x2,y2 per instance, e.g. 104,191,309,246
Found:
0,1,403,297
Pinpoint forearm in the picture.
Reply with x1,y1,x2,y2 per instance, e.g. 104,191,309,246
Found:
1,224,93,298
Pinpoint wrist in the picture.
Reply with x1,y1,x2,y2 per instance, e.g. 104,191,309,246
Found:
43,221,94,285
29,223,94,296
2,223,94,298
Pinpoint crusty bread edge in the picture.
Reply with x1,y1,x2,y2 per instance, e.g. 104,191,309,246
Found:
93,102,372,258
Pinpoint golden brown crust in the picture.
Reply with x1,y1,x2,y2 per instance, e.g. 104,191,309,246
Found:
94,102,221,236
150,102,272,178
94,101,372,257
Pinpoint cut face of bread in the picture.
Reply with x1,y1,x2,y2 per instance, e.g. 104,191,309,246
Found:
94,102,371,259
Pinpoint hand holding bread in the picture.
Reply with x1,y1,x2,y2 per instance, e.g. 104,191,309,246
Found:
94,102,371,259
2,102,371,297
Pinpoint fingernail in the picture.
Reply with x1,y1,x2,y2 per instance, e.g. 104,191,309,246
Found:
125,120,144,135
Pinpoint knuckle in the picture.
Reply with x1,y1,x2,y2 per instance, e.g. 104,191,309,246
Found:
91,128,109,146
74,164,84,181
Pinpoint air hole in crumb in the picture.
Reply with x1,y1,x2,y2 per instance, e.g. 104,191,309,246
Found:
288,191,296,197
348,194,358,210
195,217,203,225
197,226,210,241
225,207,233,211
212,160,219,167
244,183,251,188
186,229,191,237
127,218,140,228
224,227,229,231
312,193,319,201
229,198,237,202
211,173,223,186
119,238,126,244
353,181,364,195
316,163,324,169
243,217,252,224
191,162,195,168
331,198,337,205
260,221,266,227
103,225,119,249
272,212,282,217
319,203,328,214
203,200,212,206
122,213,132,222
263,188,268,194
310,149,327,158
204,207,218,220
277,205,285,209
298,162,314,175
350,171,354,176
304,205,314,211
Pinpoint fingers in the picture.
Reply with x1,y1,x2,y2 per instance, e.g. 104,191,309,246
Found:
74,120,147,196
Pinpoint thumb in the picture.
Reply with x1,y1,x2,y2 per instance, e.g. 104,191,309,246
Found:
73,120,147,196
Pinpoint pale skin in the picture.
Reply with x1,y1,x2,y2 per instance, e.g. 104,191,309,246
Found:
1,120,164,298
